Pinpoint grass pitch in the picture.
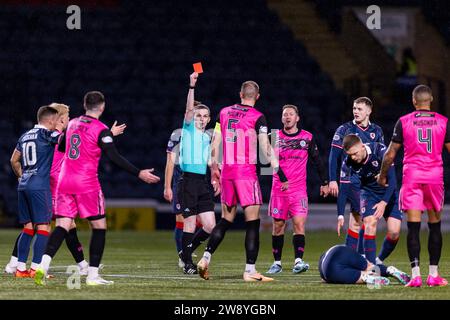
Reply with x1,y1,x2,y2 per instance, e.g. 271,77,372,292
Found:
1,229,449,300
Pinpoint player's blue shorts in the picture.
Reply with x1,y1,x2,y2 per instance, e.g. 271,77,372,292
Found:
172,182,182,215
360,191,403,221
337,181,360,215
18,189,52,224
318,245,368,284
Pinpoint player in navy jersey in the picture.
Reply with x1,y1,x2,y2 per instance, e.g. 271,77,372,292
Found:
164,128,184,267
318,244,407,286
329,97,384,255
340,134,410,284
9,106,63,277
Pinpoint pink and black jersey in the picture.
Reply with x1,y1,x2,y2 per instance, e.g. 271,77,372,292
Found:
392,110,450,184
271,129,328,197
217,104,267,180
57,115,109,194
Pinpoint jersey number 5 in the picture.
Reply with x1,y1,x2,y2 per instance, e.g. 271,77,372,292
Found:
417,128,432,153
226,119,239,143
69,134,81,160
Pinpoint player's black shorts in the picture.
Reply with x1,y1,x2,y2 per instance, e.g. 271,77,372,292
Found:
177,172,214,218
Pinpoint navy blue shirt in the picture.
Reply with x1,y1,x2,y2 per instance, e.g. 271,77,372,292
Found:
16,125,61,191
329,120,384,184
341,143,396,203
166,129,182,187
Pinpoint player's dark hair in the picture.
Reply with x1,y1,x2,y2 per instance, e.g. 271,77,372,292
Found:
343,134,362,151
84,91,105,111
194,104,210,115
282,104,299,115
412,85,433,105
241,81,260,100
193,100,202,107
353,97,373,109
37,105,58,123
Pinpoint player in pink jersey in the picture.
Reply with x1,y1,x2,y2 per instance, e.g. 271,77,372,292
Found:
197,81,286,282
35,91,159,286
378,85,450,287
266,105,329,275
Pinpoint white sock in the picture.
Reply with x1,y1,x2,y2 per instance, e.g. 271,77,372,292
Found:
295,258,302,264
8,256,18,267
429,265,438,277
274,260,281,266
30,262,40,270
88,266,99,279
203,252,212,264
78,260,88,269
375,257,383,265
245,264,256,274
412,266,421,278
41,254,52,273
17,262,27,272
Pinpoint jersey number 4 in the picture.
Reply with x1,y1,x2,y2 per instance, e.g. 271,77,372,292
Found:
69,134,81,160
417,128,432,153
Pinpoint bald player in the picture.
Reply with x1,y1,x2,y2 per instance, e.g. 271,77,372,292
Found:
378,85,450,287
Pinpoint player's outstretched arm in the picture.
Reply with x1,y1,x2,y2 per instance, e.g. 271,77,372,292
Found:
184,72,199,124
10,149,22,179
98,129,160,183
164,152,175,201
138,168,160,184
378,142,401,187
110,121,127,136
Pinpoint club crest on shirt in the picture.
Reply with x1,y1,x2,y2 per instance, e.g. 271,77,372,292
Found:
372,161,379,167
300,140,307,148
176,203,181,210
273,208,279,214
370,132,376,139
361,207,366,214
333,134,340,141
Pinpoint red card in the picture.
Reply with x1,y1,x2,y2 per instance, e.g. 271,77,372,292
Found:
193,62,203,73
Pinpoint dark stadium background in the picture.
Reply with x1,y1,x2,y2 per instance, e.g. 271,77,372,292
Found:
0,0,449,229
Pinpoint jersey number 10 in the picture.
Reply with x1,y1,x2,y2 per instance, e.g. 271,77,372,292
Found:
417,128,432,153
22,141,37,166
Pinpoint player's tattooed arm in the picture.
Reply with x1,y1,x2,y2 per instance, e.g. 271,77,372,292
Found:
185,72,199,124
10,149,22,179
377,142,401,187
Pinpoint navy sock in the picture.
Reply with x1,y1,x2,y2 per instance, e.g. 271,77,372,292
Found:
377,235,398,262
357,226,365,255
32,230,50,264
293,234,305,259
272,235,284,262
17,228,34,263
345,229,359,251
364,234,377,264
174,221,183,253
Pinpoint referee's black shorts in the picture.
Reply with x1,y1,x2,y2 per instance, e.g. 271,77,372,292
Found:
177,172,215,218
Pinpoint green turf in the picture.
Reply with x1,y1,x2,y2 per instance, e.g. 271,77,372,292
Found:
1,229,449,299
